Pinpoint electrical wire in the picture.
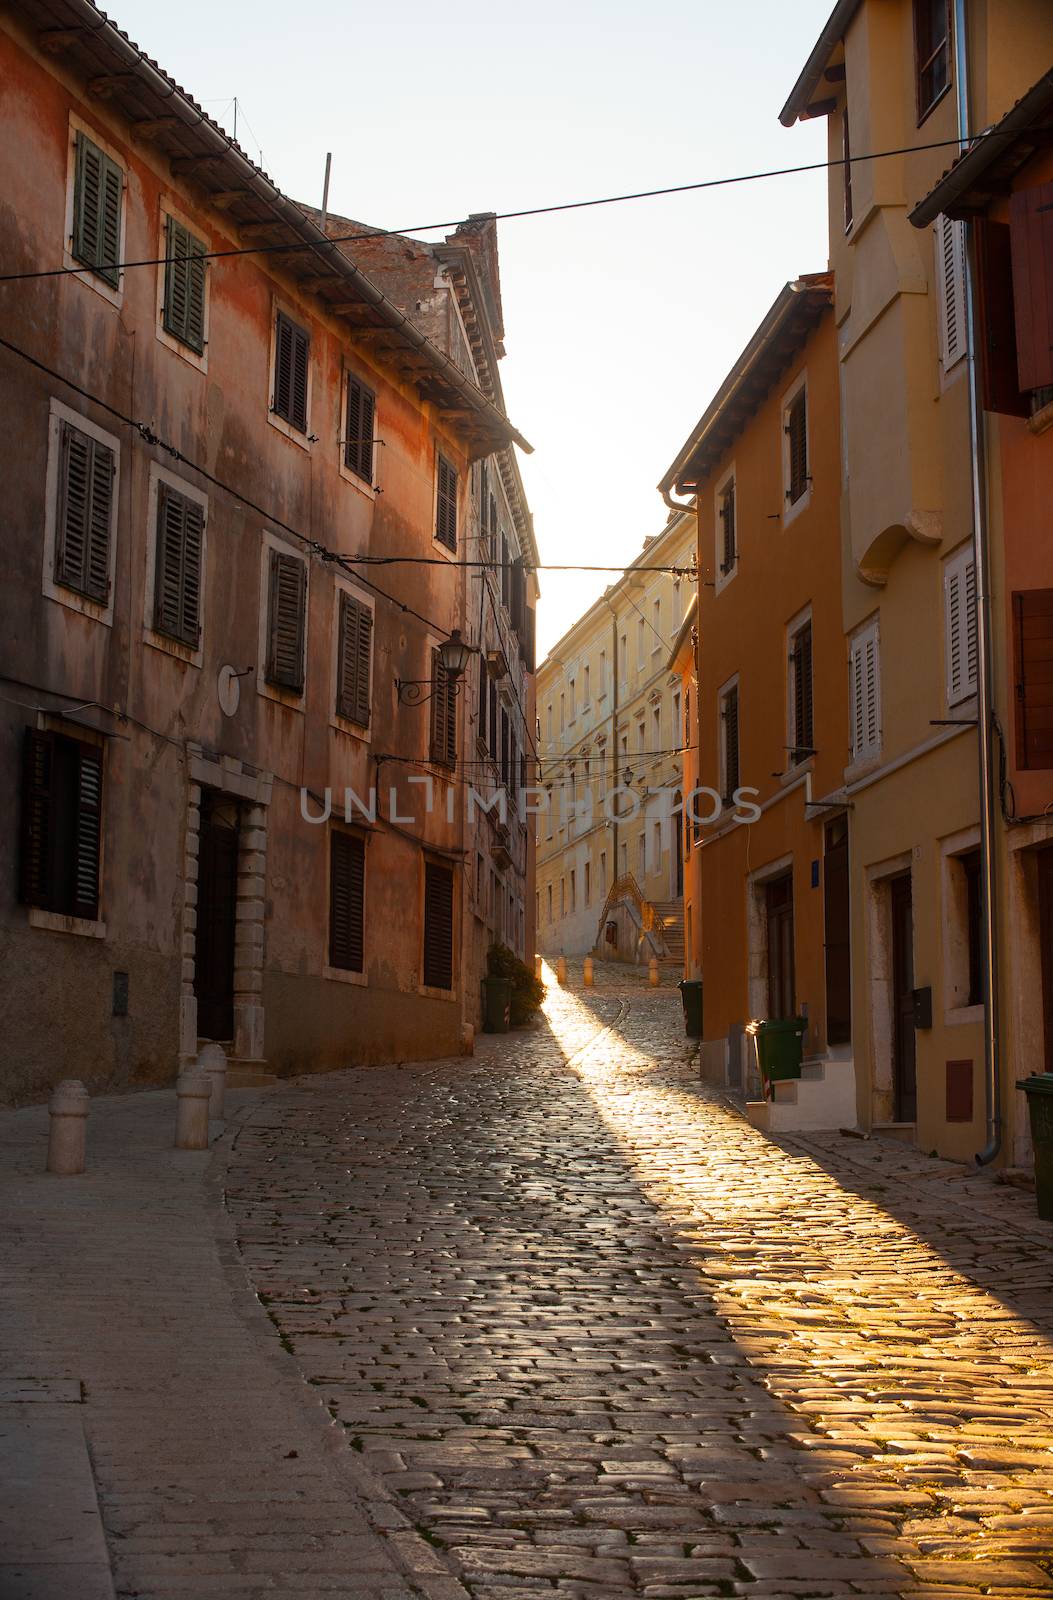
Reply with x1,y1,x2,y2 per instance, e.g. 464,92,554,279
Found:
0,129,1034,287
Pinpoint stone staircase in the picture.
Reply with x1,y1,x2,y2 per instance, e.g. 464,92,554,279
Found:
745,1052,858,1133
649,899,685,962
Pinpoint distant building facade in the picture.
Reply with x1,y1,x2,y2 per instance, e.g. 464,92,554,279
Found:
535,514,696,961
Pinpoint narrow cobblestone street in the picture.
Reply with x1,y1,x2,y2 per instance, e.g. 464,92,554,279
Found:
222,971,1053,1598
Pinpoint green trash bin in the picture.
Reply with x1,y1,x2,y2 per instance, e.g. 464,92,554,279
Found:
482,975,512,1034
1017,1072,1053,1222
678,978,703,1039
748,1017,807,1092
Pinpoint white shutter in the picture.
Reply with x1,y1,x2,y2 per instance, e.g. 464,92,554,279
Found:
945,545,978,705
850,621,881,761
935,214,968,370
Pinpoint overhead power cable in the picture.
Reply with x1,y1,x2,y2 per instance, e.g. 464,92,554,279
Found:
0,129,1027,287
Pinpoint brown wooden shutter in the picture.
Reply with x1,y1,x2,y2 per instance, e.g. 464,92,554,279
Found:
720,480,736,572
723,686,740,797
154,484,203,646
974,219,1028,416
336,592,372,725
344,376,375,480
488,676,498,759
274,313,309,431
429,648,456,767
436,456,458,550
793,623,813,761
19,728,54,909
1009,180,1053,394
786,394,808,504
1014,589,1053,769
329,830,365,972
423,861,454,989
267,550,307,691
73,742,103,920
477,657,488,745
55,423,113,602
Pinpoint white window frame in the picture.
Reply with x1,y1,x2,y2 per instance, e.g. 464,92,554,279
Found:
63,113,127,309
714,461,738,593
42,398,121,628
142,463,208,668
154,199,210,373
848,617,881,768
267,298,313,452
944,541,978,708
257,527,309,711
330,574,375,741
781,370,811,528
935,213,968,376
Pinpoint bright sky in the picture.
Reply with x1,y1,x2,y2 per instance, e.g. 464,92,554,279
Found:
113,0,833,657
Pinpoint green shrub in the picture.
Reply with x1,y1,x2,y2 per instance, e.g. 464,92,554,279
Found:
486,942,545,1025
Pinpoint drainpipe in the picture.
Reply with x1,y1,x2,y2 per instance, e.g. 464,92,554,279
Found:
954,0,1001,1165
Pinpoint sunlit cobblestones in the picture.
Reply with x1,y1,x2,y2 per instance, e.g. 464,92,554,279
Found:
228,974,1053,1597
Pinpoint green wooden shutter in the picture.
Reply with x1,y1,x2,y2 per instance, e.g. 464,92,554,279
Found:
19,728,54,909
72,743,103,920
154,485,203,646
344,376,375,480
72,133,122,286
423,861,454,989
336,592,372,726
267,550,307,690
329,830,365,971
163,217,206,353
55,423,113,602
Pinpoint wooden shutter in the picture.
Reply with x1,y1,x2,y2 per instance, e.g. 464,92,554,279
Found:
423,861,454,989
266,550,307,691
55,422,113,602
477,657,488,745
1009,181,1053,394
429,648,456,767
936,214,968,370
154,484,203,645
336,591,372,725
436,456,458,550
73,743,103,920
72,133,122,286
329,830,365,972
945,548,978,705
273,312,309,431
488,676,498,760
19,728,54,909
974,219,1028,416
344,376,375,480
163,217,206,353
786,393,808,503
793,623,814,760
722,686,739,798
1014,589,1053,770
720,479,736,572
850,625,880,759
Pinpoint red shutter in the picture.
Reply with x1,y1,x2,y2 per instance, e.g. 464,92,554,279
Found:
1009,181,1053,394
974,219,1029,416
1014,589,1053,770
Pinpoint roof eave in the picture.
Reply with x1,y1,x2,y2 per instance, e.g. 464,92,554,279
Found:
908,68,1053,226
779,0,860,127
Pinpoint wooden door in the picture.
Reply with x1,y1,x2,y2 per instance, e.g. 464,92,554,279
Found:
765,873,795,1019
824,817,851,1046
194,790,239,1041
890,873,917,1122
1037,848,1053,1073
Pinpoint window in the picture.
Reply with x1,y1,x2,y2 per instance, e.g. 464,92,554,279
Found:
789,619,814,764
638,721,646,754
547,883,553,923
422,861,454,990
546,704,553,742
598,649,607,698
936,214,968,371
653,701,661,749
673,689,682,749
637,618,646,668
719,475,737,576
849,620,881,764
20,728,103,920
944,545,978,706
560,693,566,732
154,482,204,647
72,132,122,287
720,682,740,801
54,421,115,604
673,579,683,627
765,873,795,1019
343,374,376,482
478,658,489,747
621,841,628,877
842,109,853,232
583,664,591,706
429,649,457,768
652,597,662,650
585,861,591,906
560,878,566,916
600,851,607,896
570,869,576,912
569,677,576,719
1013,591,1053,770
960,847,982,1007
272,311,310,432
637,833,646,876
329,830,365,973
785,390,808,507
436,455,458,551
265,549,307,691
914,0,951,122
336,591,372,726
652,821,661,871
162,217,206,353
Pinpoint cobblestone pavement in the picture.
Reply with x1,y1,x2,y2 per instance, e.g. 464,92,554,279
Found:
227,971,1053,1600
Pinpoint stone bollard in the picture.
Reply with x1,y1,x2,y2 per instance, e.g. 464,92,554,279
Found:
534,954,542,981
649,956,659,987
583,956,594,987
175,1069,211,1150
197,1041,228,1121
556,955,567,986
47,1080,89,1175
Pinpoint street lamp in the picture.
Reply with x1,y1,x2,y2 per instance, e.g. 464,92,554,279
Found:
396,629,477,706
